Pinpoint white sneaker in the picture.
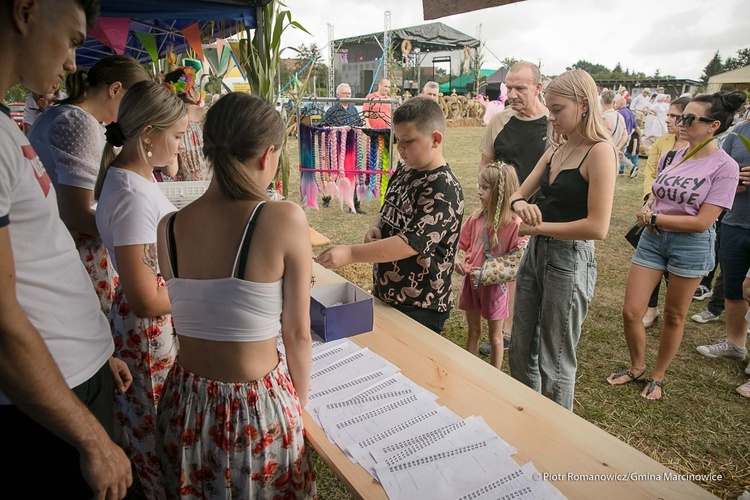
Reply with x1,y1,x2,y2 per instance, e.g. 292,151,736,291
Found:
696,339,747,359
642,307,660,328
737,380,750,398
693,285,713,301
745,361,750,376
691,309,720,323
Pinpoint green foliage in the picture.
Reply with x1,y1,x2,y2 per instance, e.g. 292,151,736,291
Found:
4,84,29,104
722,47,750,72
501,57,520,69
567,59,611,79
701,50,724,85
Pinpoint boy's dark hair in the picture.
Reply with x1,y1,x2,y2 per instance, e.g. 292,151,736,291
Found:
71,0,100,28
393,96,446,135
691,91,746,135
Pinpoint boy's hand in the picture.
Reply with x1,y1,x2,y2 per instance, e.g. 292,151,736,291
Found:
315,246,352,270
738,165,749,193
365,226,382,243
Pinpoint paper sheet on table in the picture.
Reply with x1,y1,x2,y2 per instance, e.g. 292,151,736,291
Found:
310,348,398,391
371,415,515,479
307,366,400,413
310,339,362,374
314,373,432,427
346,406,462,467
375,437,520,500
460,462,567,500
313,373,437,433
326,392,440,451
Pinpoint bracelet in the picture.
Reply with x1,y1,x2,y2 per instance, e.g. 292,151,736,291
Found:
510,197,527,212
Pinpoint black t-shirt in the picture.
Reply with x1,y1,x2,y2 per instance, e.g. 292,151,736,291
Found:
374,162,464,312
492,115,549,184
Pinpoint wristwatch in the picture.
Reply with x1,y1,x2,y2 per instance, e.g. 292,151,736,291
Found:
649,212,658,226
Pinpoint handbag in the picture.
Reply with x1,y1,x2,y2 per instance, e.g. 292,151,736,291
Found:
624,150,678,249
470,226,525,289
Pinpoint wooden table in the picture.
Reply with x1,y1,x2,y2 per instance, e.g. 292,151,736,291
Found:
309,227,330,248
304,264,717,500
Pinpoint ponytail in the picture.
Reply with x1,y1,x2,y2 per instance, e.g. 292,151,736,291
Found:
95,143,118,200
58,69,90,105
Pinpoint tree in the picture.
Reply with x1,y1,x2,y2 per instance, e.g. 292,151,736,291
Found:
701,50,724,85
724,47,750,71
295,43,329,96
501,57,520,69
567,60,610,79
611,62,625,79
4,84,29,104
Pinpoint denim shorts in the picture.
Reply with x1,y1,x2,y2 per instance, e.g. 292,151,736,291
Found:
632,225,715,279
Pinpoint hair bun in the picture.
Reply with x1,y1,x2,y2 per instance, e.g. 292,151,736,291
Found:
718,91,746,113
104,122,125,147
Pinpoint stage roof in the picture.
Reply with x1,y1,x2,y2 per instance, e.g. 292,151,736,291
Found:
334,22,480,53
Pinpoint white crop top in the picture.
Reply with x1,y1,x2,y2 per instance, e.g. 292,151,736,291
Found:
165,202,282,342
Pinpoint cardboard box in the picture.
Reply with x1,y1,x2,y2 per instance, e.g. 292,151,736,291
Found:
310,283,374,341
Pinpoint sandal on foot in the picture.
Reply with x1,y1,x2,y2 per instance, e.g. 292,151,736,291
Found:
606,368,646,385
641,378,664,400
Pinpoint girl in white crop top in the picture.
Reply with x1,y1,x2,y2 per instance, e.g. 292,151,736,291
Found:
155,93,316,499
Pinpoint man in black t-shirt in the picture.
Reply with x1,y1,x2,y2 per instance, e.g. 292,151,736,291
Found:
478,61,549,186
477,61,549,356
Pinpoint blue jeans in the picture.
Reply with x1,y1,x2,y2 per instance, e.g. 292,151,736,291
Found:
509,236,597,411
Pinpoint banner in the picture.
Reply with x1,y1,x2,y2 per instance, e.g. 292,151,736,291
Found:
134,31,158,65
98,17,131,55
180,22,205,62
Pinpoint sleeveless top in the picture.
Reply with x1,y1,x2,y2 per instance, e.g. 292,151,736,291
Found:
164,202,283,342
537,143,599,223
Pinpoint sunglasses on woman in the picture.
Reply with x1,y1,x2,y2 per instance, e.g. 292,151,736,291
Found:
675,114,717,127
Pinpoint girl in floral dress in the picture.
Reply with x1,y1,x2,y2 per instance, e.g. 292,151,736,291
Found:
95,81,188,498
155,92,316,499
28,54,149,315
161,66,210,181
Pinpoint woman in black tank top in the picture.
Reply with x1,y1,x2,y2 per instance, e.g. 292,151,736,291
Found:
503,70,617,411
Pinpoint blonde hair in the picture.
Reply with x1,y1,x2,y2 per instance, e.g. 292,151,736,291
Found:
473,162,520,239
544,69,611,148
95,81,187,199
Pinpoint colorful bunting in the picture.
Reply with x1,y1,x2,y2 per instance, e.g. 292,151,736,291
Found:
134,31,158,65
180,22,205,62
98,17,131,55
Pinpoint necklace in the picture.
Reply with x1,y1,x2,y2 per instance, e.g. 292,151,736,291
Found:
556,138,585,166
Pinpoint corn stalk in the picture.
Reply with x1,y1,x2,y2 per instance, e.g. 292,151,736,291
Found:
237,1,309,197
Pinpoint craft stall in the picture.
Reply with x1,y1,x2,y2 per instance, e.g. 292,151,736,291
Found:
297,97,397,211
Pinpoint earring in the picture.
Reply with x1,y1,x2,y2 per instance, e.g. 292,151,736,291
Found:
582,111,587,118
145,142,152,158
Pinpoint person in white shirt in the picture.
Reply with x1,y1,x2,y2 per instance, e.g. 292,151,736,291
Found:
94,80,187,499
0,0,132,497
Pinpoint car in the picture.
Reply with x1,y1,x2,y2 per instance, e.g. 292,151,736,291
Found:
8,102,24,129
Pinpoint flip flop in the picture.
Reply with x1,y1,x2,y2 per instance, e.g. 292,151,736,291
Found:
641,377,664,400
606,368,646,385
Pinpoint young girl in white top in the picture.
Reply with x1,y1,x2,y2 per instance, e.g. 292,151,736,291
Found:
95,81,188,499
456,162,528,369
155,93,316,498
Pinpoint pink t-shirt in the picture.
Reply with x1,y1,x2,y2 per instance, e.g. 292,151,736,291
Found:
651,147,738,229
459,213,528,272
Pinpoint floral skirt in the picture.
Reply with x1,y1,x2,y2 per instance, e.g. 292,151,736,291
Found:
111,278,177,500
157,358,317,500
74,232,117,317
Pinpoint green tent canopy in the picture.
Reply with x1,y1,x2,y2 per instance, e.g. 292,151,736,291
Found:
439,69,496,94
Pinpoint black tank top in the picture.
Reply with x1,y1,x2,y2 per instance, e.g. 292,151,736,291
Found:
537,143,600,223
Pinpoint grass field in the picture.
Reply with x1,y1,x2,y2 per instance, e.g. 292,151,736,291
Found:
286,127,750,499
